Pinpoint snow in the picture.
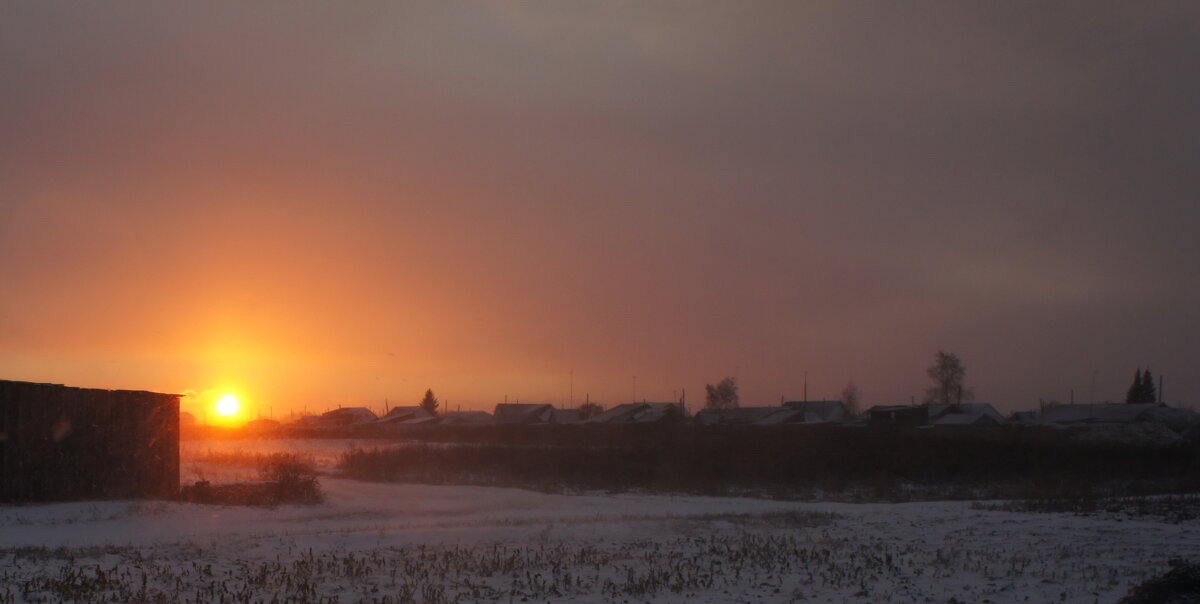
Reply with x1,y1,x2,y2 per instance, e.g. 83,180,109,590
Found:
2,439,1197,602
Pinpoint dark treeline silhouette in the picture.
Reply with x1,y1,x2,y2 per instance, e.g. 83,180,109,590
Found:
337,424,1200,501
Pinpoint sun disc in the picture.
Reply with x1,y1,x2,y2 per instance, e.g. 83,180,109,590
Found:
216,394,240,416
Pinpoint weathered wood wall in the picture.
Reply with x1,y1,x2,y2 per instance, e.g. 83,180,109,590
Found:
0,380,179,502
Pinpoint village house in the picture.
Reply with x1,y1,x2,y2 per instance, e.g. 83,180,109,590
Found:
438,410,494,426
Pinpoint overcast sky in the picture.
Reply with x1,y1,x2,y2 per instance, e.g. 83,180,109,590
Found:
2,2,1198,417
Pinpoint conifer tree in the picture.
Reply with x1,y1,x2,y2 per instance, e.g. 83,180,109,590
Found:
1125,369,1143,404
1142,368,1157,403
419,389,439,416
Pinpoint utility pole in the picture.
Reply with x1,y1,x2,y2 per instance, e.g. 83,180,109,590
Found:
803,371,808,402
1089,371,1096,405
632,375,637,402
570,369,574,408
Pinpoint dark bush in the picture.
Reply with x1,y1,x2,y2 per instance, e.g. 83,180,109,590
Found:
179,453,322,506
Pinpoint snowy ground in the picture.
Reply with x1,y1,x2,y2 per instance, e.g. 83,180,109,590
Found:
0,439,1195,602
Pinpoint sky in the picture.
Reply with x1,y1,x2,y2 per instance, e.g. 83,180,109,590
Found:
2,2,1198,420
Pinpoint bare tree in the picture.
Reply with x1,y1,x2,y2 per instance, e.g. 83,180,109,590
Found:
840,382,861,417
704,377,740,409
922,350,974,405
578,401,604,419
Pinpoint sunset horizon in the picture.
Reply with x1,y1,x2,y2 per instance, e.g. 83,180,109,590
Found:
3,3,1197,421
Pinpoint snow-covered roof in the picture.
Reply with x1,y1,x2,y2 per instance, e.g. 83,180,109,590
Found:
1040,403,1158,425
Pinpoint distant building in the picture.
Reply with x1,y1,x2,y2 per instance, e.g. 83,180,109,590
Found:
0,380,179,502
374,406,433,425
313,407,378,428
493,403,556,424
867,404,929,427
587,402,689,425
551,408,584,424
927,403,1005,428
782,400,848,424
439,411,494,426
867,402,1003,428
243,418,282,433
1009,411,1040,425
695,406,800,426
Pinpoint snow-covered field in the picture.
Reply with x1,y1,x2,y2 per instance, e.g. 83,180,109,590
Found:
0,439,1196,602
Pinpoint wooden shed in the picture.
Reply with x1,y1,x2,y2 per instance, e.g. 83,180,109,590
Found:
0,380,179,502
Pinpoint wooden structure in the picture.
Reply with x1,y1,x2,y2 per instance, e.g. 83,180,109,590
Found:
0,380,179,502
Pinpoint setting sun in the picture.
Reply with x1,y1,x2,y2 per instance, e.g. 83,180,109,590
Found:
216,394,240,417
